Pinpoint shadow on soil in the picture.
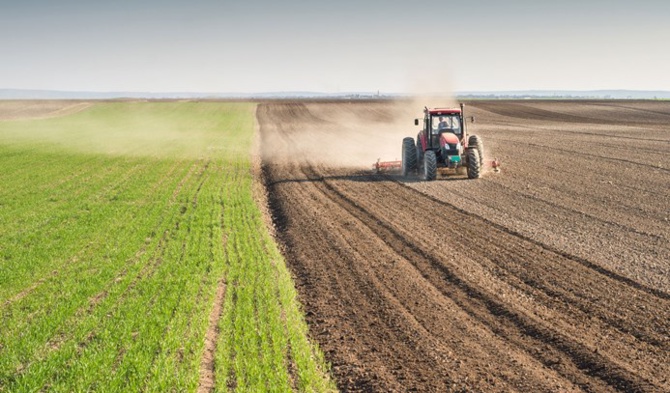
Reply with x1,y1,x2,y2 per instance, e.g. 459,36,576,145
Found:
263,166,471,186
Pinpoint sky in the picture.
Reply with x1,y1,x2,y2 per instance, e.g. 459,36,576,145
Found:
1,0,669,93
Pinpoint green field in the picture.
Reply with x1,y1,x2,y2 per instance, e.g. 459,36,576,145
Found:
0,102,334,392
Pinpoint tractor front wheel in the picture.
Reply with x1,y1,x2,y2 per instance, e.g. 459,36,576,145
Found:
401,137,417,177
423,150,437,181
466,148,481,179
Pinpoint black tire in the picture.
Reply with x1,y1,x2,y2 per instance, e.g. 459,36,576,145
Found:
423,150,437,181
415,134,423,164
466,148,481,179
401,137,417,177
469,134,484,163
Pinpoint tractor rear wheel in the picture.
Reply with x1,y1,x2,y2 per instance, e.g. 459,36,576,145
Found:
401,137,417,177
466,148,481,179
469,135,484,163
423,150,437,181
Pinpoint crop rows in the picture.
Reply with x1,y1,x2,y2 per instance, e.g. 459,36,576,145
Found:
0,102,333,392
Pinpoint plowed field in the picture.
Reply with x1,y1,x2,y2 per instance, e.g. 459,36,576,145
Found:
258,100,670,392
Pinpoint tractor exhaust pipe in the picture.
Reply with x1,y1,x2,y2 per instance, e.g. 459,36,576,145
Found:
460,103,467,138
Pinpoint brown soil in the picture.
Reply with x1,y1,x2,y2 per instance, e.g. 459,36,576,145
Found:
258,100,670,392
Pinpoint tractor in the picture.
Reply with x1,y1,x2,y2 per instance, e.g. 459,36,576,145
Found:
401,103,489,180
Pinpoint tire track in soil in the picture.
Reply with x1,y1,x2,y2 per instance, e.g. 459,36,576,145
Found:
471,102,612,125
314,166,667,391
265,162,543,392
469,176,668,245
197,278,227,393
259,102,670,392
490,128,670,144
491,138,669,173
469,100,670,126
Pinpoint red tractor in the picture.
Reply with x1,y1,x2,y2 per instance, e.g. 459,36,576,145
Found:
402,103,489,180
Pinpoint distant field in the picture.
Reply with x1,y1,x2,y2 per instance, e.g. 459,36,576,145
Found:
0,100,92,120
0,102,334,392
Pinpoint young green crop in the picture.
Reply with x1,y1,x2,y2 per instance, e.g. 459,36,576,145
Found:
0,102,334,392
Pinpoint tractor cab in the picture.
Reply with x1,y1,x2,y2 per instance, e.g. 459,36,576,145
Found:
430,112,462,138
415,107,466,161
428,111,463,154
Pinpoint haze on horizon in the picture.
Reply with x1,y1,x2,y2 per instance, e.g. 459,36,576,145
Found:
1,0,669,94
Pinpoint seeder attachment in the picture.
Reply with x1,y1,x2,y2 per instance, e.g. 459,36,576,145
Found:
372,159,402,174
489,158,501,173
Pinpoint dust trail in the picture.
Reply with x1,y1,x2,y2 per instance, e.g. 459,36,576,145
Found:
261,100,412,168
260,97,479,170
260,68,470,169
197,278,226,393
0,102,252,160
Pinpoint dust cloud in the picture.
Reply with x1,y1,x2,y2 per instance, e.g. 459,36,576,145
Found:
259,97,494,173
261,74,462,169
0,102,248,160
261,100,414,168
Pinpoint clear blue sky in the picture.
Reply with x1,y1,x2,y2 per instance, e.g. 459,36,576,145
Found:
1,0,668,93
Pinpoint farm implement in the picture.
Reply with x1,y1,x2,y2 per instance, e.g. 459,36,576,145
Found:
373,103,500,179
372,158,402,173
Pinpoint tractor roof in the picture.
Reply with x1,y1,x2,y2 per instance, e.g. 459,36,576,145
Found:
427,108,461,115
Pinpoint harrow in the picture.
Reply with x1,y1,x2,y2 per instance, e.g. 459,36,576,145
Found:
373,158,500,174
372,158,402,173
